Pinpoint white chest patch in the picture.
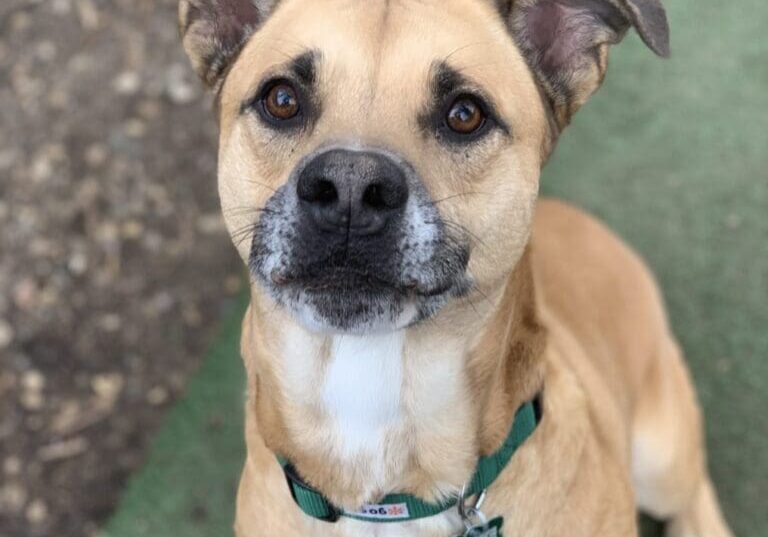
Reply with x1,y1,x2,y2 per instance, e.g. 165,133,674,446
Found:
323,331,405,459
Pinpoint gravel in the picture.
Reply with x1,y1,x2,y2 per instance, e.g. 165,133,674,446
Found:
0,1,243,535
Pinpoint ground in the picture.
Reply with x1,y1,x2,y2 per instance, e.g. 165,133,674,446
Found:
1,1,767,537
0,1,242,535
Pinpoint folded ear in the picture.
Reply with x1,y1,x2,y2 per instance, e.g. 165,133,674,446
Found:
506,0,669,128
179,0,278,90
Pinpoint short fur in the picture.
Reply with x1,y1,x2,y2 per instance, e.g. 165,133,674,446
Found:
179,0,735,535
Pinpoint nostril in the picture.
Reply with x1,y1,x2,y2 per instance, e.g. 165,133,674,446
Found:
362,183,387,210
298,176,338,204
315,179,337,204
362,180,408,211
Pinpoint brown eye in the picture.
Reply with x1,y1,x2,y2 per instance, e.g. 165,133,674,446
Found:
263,82,300,120
446,97,485,134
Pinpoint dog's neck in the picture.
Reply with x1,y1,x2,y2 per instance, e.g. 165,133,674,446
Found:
242,250,545,510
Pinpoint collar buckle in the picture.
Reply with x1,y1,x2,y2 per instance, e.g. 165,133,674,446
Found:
457,485,488,532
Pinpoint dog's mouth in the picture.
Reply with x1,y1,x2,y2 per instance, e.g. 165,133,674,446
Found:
269,265,458,297
247,210,473,333
252,255,472,334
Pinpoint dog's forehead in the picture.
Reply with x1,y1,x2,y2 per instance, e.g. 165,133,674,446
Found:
270,0,502,50
228,0,522,95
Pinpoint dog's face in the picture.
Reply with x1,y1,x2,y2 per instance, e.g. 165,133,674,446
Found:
217,0,550,333
180,0,668,333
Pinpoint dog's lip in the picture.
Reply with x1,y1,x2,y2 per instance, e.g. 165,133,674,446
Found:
270,271,292,285
268,269,459,299
412,280,455,297
268,268,399,292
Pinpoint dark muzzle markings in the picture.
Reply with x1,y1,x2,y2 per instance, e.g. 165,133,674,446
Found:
248,144,472,333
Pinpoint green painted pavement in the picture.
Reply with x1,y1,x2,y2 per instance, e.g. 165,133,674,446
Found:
103,0,768,535
103,296,248,537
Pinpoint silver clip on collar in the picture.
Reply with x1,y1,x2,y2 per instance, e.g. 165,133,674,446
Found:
457,485,488,533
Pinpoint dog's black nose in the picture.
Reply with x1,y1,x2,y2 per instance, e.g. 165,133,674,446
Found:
296,149,409,236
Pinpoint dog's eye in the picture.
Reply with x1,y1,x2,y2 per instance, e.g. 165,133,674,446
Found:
446,96,485,135
262,82,300,121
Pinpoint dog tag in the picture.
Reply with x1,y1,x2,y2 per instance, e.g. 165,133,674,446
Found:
458,516,504,537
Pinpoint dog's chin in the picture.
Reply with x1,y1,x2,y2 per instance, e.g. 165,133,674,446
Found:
290,295,419,335
258,274,470,335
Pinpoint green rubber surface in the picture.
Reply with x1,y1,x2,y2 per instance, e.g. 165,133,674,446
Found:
102,0,768,535
102,296,249,537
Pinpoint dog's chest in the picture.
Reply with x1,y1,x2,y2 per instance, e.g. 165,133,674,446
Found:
278,324,474,514
323,332,405,460
279,328,411,495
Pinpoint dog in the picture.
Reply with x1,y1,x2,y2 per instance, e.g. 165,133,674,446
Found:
178,0,736,535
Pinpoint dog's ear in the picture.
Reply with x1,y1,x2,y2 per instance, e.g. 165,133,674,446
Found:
179,0,278,90
505,0,669,127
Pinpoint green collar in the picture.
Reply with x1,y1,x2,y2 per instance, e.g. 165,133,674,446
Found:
279,396,541,523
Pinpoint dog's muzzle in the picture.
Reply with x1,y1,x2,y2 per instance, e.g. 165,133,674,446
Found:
248,145,472,333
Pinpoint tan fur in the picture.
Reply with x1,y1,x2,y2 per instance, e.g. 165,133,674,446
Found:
178,0,734,535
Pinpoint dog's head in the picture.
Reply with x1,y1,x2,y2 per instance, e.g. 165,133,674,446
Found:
180,0,668,333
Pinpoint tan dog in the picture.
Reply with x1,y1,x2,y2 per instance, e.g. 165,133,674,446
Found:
179,0,735,535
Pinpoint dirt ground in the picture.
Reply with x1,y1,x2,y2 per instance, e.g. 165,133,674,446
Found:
0,1,244,535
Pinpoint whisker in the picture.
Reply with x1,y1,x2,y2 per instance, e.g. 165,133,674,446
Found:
231,231,254,248
442,40,493,63
469,280,493,307
223,206,272,217
460,293,483,320
430,191,491,205
432,218,487,250
230,221,262,248
265,45,296,62
452,61,506,76
233,234,256,249
242,178,278,193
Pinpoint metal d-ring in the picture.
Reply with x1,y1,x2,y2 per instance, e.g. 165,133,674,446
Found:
457,485,488,531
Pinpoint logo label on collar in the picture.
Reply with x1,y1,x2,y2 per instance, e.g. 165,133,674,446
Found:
350,503,411,520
